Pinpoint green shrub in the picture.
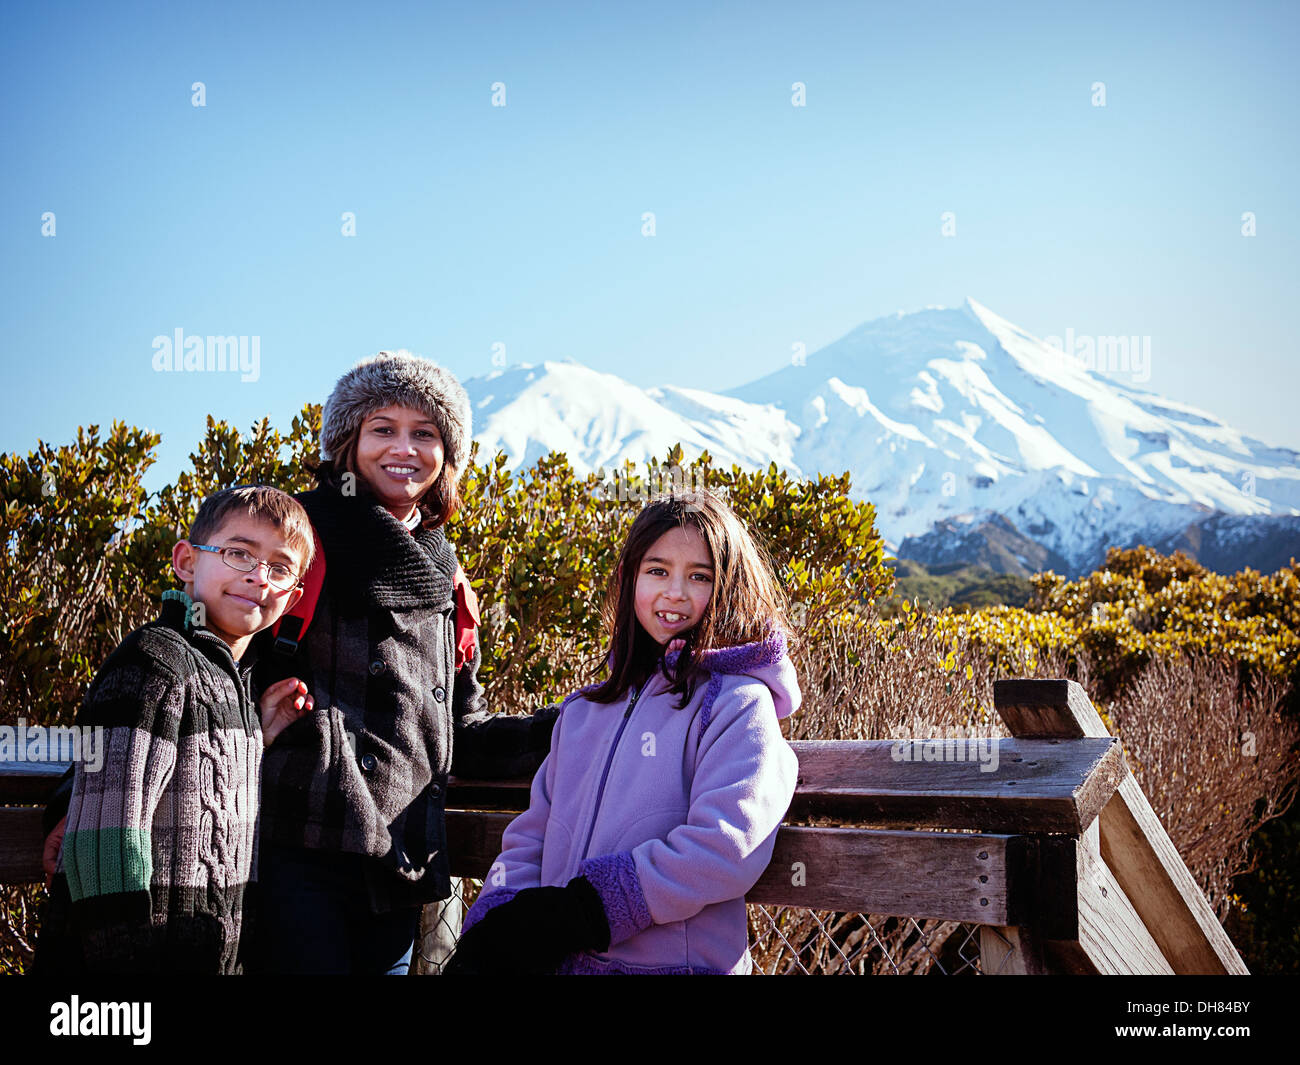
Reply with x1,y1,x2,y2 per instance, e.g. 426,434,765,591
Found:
3,416,1297,977
1,413,894,724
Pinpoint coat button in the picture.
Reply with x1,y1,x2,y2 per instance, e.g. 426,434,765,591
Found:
361,753,378,772
430,783,442,797
433,686,445,701
369,660,384,675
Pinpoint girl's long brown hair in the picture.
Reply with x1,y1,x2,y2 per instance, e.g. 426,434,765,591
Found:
587,488,792,708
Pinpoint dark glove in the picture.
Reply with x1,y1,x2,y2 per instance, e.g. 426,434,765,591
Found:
442,916,511,975
444,877,610,975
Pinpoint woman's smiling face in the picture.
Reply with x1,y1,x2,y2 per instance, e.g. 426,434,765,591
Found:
634,524,715,646
355,405,444,514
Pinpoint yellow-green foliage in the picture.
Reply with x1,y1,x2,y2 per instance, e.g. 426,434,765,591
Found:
6,410,1293,724
932,604,1078,678
449,442,893,701
2,422,165,717
1,411,322,724
1,414,893,723
930,545,1300,698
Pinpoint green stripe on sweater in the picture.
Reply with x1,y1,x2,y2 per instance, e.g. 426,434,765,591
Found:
64,827,152,903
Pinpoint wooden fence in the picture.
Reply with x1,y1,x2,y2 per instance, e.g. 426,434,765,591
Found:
0,678,1248,974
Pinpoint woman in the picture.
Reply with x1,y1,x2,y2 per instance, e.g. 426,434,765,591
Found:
253,350,557,974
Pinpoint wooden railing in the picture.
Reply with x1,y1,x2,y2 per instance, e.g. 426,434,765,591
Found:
0,679,1248,974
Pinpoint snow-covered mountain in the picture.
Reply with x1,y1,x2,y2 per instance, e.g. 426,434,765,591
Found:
464,360,801,474
463,299,1300,575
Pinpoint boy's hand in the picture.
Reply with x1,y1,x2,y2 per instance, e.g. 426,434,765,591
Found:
43,815,67,890
259,677,315,747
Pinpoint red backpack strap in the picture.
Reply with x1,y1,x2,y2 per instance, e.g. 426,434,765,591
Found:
272,524,326,657
453,563,480,672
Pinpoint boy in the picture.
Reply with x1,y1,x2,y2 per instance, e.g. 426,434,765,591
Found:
39,485,316,974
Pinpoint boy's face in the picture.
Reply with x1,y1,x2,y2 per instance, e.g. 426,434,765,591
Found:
634,525,715,646
171,514,306,652
355,404,445,513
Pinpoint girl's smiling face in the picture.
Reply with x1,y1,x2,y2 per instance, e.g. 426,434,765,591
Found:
634,524,715,645
355,405,444,515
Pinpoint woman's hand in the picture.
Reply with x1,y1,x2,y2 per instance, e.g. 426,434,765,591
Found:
259,677,315,747
43,815,67,890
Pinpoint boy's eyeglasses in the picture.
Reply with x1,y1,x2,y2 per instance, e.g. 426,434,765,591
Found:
192,545,302,590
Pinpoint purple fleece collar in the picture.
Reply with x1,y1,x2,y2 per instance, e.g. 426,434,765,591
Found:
662,625,787,675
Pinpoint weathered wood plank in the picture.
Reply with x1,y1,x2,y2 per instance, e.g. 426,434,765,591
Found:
1069,829,1174,974
979,926,1049,974
306,738,1127,835
3,795,1022,925
993,678,1102,739
784,738,1124,833
0,760,72,804
0,738,1125,835
1100,775,1248,974
9,802,1020,926
3,802,1022,928
446,811,1018,922
994,677,1249,974
748,827,1014,921
0,807,46,883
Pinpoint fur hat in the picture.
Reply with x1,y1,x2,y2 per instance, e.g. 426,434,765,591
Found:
321,350,473,482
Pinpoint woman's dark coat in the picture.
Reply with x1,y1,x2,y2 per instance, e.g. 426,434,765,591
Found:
254,483,557,912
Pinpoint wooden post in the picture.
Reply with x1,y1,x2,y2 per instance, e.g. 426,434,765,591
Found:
992,679,1248,975
979,925,1048,975
414,884,463,975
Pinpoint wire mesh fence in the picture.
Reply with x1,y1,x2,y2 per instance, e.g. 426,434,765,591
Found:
415,877,999,975
747,904,990,975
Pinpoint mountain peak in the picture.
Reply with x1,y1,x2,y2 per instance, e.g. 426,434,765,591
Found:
461,300,1300,573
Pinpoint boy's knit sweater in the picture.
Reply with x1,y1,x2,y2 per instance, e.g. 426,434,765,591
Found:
57,590,263,974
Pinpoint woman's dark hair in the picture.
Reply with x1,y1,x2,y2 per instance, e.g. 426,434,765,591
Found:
306,413,462,528
586,488,791,708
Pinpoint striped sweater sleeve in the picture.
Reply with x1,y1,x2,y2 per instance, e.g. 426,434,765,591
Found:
62,650,184,972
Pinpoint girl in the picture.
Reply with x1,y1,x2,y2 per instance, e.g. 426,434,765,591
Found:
446,488,801,975
253,350,558,975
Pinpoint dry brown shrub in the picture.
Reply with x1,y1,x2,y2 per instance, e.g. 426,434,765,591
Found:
786,608,1004,743
0,885,39,974
750,609,1011,972
746,611,1297,973
1103,651,1299,919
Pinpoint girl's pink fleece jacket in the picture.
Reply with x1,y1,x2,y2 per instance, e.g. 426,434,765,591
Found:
463,627,801,974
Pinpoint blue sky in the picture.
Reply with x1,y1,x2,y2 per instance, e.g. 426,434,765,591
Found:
2,0,1296,489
